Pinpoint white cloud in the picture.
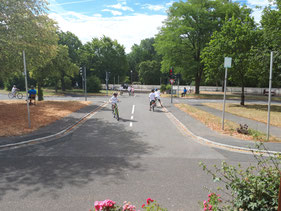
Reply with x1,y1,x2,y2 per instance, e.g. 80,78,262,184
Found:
102,9,122,16
107,3,134,11
49,12,166,53
247,0,272,7
142,4,165,11
251,7,263,23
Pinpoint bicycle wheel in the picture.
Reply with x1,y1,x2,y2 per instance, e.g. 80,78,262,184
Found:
17,93,23,99
8,93,14,99
152,103,155,112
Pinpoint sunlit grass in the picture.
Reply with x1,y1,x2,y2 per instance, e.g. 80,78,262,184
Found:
175,103,280,142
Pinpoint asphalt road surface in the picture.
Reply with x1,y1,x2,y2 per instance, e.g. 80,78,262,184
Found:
0,93,256,211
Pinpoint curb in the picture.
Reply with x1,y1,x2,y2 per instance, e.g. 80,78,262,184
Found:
0,102,108,150
163,107,280,155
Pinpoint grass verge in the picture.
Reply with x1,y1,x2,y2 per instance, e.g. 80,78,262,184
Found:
175,103,281,142
0,100,91,137
203,103,281,128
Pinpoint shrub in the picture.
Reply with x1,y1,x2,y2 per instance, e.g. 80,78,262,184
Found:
160,84,166,93
199,143,280,211
166,84,171,91
87,75,102,93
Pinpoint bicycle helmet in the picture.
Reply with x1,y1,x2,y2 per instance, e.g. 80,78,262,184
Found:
113,92,118,96
151,89,155,92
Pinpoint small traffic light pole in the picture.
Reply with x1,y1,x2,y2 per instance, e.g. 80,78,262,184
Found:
84,67,87,101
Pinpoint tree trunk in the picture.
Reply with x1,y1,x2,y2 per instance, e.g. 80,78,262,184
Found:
61,76,65,91
195,76,200,94
240,85,245,106
222,80,224,92
38,82,44,101
55,82,58,93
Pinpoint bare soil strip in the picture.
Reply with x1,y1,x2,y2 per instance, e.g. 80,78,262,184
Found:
0,100,91,137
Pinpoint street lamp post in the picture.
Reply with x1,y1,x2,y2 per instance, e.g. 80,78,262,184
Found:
130,70,133,84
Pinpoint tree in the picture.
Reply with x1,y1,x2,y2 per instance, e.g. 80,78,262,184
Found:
80,36,128,83
138,60,161,85
0,0,58,97
154,0,251,94
202,14,259,105
44,45,78,92
128,38,161,83
248,1,281,88
58,31,82,64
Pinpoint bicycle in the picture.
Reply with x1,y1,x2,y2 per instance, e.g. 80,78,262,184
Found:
8,92,23,99
112,103,119,121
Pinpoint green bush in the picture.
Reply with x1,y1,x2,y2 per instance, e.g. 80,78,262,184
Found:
199,143,280,211
166,84,171,91
87,75,101,93
160,84,166,92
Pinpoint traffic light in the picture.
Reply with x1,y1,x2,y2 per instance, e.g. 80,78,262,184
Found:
169,67,174,78
79,67,83,76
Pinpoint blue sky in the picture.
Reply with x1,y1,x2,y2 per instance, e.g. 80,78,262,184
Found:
48,0,272,53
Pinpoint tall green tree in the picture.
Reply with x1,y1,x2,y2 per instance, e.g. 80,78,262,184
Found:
202,14,259,105
127,38,161,83
80,36,128,83
248,0,281,88
58,31,82,64
138,60,161,85
44,45,78,92
0,0,58,79
155,0,250,93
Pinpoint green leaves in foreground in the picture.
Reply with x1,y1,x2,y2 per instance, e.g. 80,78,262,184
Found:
200,143,281,210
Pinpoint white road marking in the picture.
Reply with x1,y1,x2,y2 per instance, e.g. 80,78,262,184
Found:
132,105,135,114
130,122,133,127
131,116,134,120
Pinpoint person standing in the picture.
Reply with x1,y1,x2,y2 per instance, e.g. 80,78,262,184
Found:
128,86,132,96
155,88,163,107
149,89,156,111
181,87,187,97
28,85,37,104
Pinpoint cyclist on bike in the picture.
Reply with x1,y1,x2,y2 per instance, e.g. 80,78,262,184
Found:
11,85,18,97
154,88,163,107
149,89,156,111
110,93,119,115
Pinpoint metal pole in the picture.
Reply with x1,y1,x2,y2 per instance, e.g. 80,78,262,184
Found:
171,84,173,103
118,75,119,84
84,67,87,101
131,70,132,84
222,67,228,130
267,51,273,140
177,77,179,98
106,72,108,96
23,50,31,128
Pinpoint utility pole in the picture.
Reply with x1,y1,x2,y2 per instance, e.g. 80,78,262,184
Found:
23,50,31,128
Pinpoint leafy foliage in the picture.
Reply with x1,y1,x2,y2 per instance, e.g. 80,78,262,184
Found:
200,143,281,210
87,75,101,93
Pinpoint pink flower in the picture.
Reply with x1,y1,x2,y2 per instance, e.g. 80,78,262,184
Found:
146,198,154,205
208,204,213,210
94,201,103,211
142,204,145,208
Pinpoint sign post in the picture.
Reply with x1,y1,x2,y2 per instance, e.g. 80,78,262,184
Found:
267,52,273,140
222,57,232,130
23,50,31,128
170,78,175,103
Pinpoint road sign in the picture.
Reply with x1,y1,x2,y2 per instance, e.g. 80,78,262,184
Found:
224,57,232,68
170,79,175,84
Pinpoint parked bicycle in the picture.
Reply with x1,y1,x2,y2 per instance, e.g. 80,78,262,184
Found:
8,91,23,99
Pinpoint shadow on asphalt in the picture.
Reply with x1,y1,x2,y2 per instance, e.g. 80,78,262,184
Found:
0,117,152,201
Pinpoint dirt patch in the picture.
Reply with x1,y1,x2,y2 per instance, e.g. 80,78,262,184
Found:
0,100,91,137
